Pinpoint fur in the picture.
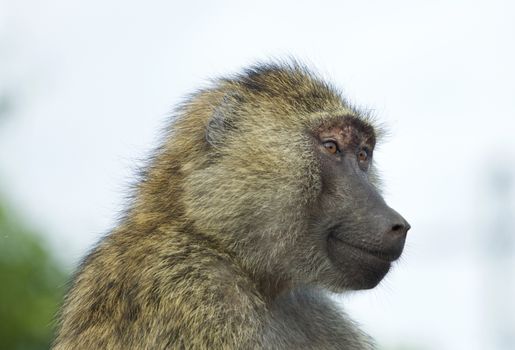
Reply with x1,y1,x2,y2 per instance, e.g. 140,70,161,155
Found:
53,61,385,349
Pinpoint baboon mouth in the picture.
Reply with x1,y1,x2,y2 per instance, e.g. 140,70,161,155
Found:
328,233,402,262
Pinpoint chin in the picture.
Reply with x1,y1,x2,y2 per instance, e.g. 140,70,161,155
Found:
347,262,391,290
325,235,394,291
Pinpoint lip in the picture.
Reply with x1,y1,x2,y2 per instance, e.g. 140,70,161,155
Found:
328,233,402,262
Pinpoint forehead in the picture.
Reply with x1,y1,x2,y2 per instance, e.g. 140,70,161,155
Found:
312,115,376,147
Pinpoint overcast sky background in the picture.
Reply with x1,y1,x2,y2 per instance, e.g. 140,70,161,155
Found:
1,1,514,349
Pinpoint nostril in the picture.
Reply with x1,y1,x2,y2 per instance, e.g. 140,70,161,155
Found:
392,224,404,232
391,222,410,235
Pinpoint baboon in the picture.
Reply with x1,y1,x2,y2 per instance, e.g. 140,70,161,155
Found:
53,62,410,349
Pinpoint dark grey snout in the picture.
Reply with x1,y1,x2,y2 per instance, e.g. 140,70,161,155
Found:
379,207,410,259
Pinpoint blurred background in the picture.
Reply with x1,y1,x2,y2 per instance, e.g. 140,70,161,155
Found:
0,0,514,349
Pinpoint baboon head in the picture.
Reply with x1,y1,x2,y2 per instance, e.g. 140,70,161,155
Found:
154,62,409,294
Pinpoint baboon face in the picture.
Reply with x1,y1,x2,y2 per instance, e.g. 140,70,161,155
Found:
184,66,409,293
193,110,409,292
308,115,410,291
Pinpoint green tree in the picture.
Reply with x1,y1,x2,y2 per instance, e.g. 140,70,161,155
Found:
0,198,67,350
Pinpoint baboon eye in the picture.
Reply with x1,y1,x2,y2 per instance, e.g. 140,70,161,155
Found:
357,148,369,162
323,141,339,155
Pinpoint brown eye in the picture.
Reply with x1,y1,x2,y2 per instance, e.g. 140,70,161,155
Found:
357,148,369,162
323,141,339,154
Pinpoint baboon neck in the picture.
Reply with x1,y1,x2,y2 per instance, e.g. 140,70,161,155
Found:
255,277,294,302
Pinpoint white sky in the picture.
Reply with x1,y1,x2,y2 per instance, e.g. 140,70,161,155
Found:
1,1,514,349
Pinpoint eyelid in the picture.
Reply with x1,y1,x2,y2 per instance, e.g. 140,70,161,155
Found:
322,139,338,146
362,146,371,153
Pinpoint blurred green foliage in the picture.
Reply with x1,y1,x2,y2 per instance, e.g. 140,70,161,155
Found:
0,198,68,350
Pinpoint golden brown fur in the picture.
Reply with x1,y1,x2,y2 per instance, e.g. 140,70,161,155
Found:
53,62,403,349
